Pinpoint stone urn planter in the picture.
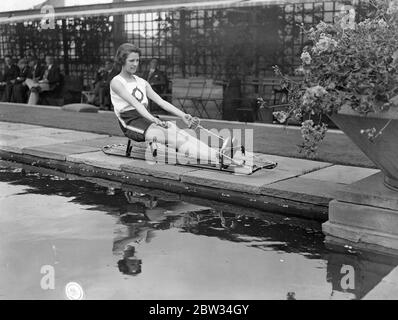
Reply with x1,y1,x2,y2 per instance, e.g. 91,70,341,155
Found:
269,1,398,255
329,106,398,191
323,106,398,255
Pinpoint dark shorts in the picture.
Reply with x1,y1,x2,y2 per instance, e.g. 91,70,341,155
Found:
118,109,154,142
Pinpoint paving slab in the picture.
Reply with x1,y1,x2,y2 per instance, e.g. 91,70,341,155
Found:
329,200,398,236
323,220,398,253
180,168,298,194
0,136,72,154
0,127,44,137
67,150,140,171
73,136,126,148
0,121,42,130
23,143,99,161
2,128,106,141
0,127,74,138
324,172,398,257
0,134,21,143
262,177,345,205
300,164,380,184
256,153,332,175
334,172,398,212
44,131,108,141
121,160,200,181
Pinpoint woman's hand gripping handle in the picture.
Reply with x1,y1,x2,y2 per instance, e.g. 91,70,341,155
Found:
183,114,200,129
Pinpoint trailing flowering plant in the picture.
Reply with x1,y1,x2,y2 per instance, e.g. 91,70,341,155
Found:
264,0,398,158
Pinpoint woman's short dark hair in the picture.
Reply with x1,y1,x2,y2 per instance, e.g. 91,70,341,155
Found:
114,43,141,67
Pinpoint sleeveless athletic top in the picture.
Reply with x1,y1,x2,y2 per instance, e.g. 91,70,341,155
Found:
110,74,149,116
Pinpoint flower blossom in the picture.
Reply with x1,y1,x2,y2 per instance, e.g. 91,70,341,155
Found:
313,34,338,54
387,0,398,14
300,51,312,65
294,66,305,76
273,111,288,123
357,18,371,29
302,85,328,106
392,50,398,65
340,8,356,30
378,19,388,28
316,21,329,33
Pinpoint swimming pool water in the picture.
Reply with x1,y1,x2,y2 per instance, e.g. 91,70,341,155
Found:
0,162,397,300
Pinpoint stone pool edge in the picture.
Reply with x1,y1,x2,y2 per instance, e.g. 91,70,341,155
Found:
0,149,329,221
0,120,380,222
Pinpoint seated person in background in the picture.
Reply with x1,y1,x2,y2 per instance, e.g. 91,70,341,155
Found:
92,58,114,109
142,58,168,113
11,58,30,103
26,55,62,105
0,55,19,102
143,58,167,94
0,64,4,99
25,56,45,104
26,56,45,82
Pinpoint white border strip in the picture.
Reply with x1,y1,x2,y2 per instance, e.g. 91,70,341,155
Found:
0,0,238,23
0,0,318,24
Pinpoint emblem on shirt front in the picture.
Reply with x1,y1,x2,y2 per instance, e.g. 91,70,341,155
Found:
132,87,144,103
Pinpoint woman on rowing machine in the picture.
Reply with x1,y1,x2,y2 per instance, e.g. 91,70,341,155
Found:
110,43,229,165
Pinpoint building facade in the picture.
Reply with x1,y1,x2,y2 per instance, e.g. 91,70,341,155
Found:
0,0,366,87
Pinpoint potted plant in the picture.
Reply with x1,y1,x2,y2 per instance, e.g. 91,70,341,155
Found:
267,0,398,190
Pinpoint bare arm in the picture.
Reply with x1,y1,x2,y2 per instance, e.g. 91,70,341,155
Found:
146,82,187,119
110,77,158,123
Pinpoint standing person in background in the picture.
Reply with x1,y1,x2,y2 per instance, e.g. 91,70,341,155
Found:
0,55,19,102
11,58,30,103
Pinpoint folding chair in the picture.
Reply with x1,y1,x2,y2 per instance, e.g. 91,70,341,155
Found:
255,79,288,123
186,79,208,118
193,83,223,119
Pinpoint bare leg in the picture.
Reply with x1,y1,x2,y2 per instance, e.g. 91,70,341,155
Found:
145,122,220,165
27,91,39,105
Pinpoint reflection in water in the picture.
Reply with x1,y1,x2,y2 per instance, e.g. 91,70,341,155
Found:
1,161,398,299
118,245,142,276
113,190,213,276
326,247,398,300
286,292,296,300
113,191,157,276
